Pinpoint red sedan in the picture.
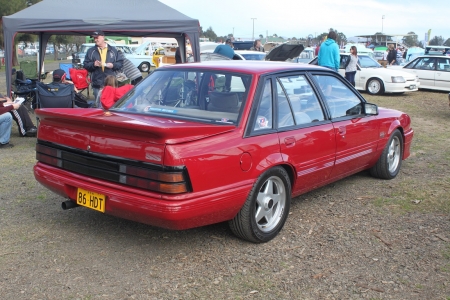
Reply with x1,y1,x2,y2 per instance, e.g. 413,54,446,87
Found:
34,61,413,243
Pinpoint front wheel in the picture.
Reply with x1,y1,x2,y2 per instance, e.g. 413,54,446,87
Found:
229,167,291,243
367,78,384,95
138,62,150,72
370,129,403,179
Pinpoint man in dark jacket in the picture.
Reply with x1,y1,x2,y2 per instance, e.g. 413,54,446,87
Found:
83,30,123,99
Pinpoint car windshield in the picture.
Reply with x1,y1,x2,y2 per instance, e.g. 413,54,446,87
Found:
79,45,90,54
111,69,252,125
358,55,381,68
239,53,266,60
115,46,133,54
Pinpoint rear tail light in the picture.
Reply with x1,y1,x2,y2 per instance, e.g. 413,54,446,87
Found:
36,143,190,194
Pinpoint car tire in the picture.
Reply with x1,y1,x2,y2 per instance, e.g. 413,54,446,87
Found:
370,129,403,179
366,78,384,95
229,166,291,243
138,62,150,73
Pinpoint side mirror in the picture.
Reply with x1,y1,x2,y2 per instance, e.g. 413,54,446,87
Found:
365,103,378,115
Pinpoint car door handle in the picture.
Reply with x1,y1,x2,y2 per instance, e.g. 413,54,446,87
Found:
338,126,346,135
284,137,296,147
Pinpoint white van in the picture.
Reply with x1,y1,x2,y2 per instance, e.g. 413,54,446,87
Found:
344,43,374,59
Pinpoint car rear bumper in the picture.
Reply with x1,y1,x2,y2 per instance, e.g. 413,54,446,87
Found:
34,162,250,230
384,81,420,93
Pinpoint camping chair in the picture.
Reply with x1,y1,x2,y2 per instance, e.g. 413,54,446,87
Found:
11,69,37,111
69,67,90,96
35,81,74,109
59,63,73,80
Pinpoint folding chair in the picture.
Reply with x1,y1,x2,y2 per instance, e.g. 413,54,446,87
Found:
59,63,73,80
69,68,90,96
11,69,37,111
35,82,74,109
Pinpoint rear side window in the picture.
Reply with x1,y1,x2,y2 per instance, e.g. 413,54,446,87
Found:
254,79,273,130
277,75,325,128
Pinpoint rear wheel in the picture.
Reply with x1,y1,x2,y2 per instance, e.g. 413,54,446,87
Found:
370,129,403,179
229,167,291,243
138,62,150,72
367,78,384,95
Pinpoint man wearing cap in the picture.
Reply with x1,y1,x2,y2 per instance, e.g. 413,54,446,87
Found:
83,30,123,99
213,39,235,59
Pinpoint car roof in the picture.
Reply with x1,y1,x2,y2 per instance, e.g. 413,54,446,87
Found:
415,55,449,58
235,50,266,55
160,60,329,75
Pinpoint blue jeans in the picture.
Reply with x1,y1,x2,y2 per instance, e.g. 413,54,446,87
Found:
0,112,12,144
345,71,356,86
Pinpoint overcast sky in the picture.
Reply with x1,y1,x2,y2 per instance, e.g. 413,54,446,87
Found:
159,0,447,41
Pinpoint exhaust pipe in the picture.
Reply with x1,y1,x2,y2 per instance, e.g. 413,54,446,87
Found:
61,200,79,210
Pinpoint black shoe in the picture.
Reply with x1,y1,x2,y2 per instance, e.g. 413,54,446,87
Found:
0,143,14,148
25,127,37,137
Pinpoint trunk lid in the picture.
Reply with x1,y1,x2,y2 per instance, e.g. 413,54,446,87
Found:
36,109,235,164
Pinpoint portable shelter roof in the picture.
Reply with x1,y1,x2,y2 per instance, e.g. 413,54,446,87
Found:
2,0,201,95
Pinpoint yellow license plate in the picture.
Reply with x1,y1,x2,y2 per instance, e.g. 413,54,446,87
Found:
76,188,106,213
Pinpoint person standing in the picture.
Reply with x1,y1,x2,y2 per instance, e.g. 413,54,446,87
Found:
387,44,397,65
318,31,340,71
213,39,235,59
345,46,358,87
83,30,123,100
250,40,264,52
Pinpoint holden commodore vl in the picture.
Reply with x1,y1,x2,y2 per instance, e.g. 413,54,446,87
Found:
34,61,413,243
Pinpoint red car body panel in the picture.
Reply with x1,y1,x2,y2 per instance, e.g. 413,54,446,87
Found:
33,61,414,231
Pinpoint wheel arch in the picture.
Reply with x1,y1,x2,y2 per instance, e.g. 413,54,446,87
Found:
366,76,385,90
274,163,296,193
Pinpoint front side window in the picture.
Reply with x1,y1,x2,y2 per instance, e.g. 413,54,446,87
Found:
277,75,324,127
112,70,252,125
412,57,436,70
313,75,363,119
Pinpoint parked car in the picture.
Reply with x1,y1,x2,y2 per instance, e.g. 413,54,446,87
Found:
34,61,414,243
389,55,450,91
291,47,315,64
125,41,156,72
310,53,420,95
234,50,266,60
231,41,254,50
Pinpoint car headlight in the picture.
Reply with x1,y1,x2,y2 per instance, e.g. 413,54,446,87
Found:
391,76,406,83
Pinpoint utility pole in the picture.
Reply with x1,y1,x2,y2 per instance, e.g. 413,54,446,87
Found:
251,18,257,40
382,15,385,33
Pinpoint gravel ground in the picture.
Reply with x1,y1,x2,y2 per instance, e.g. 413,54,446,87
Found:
0,65,449,299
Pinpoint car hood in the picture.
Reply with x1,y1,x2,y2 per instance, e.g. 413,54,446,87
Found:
265,44,304,61
365,67,417,80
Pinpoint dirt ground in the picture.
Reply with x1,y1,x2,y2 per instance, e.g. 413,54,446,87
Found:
0,66,449,299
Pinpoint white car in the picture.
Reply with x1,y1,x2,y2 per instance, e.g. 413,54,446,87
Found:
234,50,266,60
388,55,450,91
310,53,420,95
125,41,157,72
